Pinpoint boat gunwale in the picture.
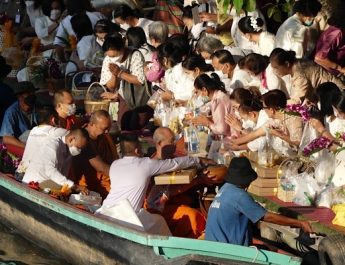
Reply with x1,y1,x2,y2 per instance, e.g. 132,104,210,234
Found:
0,173,302,265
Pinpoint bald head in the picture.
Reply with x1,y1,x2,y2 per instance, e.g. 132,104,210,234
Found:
153,127,175,144
87,110,112,140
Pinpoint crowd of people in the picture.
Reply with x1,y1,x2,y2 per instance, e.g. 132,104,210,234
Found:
1,0,345,248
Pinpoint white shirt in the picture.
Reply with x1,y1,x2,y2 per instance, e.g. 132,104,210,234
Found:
35,16,56,46
54,11,104,46
25,1,43,28
275,14,307,59
257,31,276,57
247,110,270,151
22,135,74,187
137,18,154,42
77,35,95,62
103,156,200,212
164,63,194,101
20,125,68,172
230,65,252,90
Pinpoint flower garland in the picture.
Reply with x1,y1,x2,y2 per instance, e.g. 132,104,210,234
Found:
302,136,332,157
285,104,311,122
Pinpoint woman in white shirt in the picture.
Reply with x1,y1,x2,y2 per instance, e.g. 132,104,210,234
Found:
70,13,99,69
35,0,64,57
275,0,322,59
112,4,153,41
238,53,288,95
238,16,275,57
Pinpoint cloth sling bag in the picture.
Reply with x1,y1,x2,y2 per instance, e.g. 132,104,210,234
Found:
121,49,151,110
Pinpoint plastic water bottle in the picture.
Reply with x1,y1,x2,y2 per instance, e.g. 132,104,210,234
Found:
188,125,200,154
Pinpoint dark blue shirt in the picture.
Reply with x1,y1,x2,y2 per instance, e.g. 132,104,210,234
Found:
205,183,267,246
0,82,16,125
0,101,34,139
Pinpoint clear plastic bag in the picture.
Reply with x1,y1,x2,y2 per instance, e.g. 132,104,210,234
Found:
299,121,318,153
316,184,335,208
292,172,321,206
314,150,336,186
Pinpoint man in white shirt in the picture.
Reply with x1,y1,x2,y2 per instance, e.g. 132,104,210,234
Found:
23,128,89,191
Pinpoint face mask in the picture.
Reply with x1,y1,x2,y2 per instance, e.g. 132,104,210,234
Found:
234,110,241,119
50,9,61,20
317,102,321,110
205,59,212,64
333,106,340,118
161,144,176,159
69,145,81,156
96,38,104,47
120,23,130,31
201,96,210,104
108,55,122,64
242,119,256,130
65,103,76,116
214,70,225,79
304,19,314,27
194,95,205,108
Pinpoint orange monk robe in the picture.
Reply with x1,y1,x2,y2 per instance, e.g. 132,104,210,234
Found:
71,134,118,199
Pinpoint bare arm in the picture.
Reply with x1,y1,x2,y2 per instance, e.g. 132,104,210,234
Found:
2,136,25,149
119,71,142,86
232,127,266,145
263,212,313,233
89,156,110,176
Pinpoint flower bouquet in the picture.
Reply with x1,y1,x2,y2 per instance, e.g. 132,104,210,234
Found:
302,136,332,157
285,104,311,122
0,144,21,174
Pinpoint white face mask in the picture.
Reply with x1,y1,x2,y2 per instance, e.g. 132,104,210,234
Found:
50,9,61,21
96,38,104,47
205,59,212,65
66,103,76,116
234,110,241,119
108,55,122,64
120,23,130,31
69,145,81,156
332,106,340,117
242,119,256,130
214,70,225,79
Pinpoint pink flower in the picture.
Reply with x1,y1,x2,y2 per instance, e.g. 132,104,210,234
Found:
285,104,311,122
303,136,332,156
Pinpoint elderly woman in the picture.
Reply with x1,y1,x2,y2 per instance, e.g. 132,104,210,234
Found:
270,48,345,103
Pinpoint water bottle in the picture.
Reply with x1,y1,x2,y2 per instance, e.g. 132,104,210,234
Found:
188,125,200,154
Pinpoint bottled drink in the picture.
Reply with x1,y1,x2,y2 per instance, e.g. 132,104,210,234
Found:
15,9,21,25
186,125,200,154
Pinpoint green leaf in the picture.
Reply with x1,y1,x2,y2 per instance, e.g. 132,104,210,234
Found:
267,6,276,18
282,2,292,13
273,10,282,22
233,0,244,14
244,0,256,12
222,0,231,14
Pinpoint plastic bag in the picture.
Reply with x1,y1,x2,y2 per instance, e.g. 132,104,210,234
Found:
332,186,345,205
332,150,345,187
299,121,318,153
316,184,335,208
314,150,336,186
292,172,321,206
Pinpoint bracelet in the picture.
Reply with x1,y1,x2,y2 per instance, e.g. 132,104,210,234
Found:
117,70,123,78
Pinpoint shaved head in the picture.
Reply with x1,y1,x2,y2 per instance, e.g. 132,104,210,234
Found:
153,127,175,144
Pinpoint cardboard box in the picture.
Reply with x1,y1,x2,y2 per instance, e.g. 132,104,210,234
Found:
248,184,278,196
154,169,197,185
251,178,278,188
251,162,279,179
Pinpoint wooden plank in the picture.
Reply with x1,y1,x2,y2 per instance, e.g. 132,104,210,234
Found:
252,178,278,188
248,185,278,196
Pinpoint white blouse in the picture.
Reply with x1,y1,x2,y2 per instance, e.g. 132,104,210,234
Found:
257,31,276,57
275,14,307,59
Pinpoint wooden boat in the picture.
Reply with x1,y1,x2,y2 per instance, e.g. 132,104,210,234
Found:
0,173,302,265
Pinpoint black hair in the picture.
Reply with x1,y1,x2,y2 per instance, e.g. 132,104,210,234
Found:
126,27,147,49
113,4,140,20
182,5,193,19
293,0,322,17
157,42,184,68
41,0,64,17
333,92,345,114
263,89,287,109
238,16,264,34
102,35,125,52
211,49,235,66
238,53,269,75
94,19,120,35
316,82,341,117
269,48,297,66
239,98,263,113
166,34,190,58
66,0,93,15
194,73,226,93
36,105,58,125
328,15,345,29
70,13,93,40
230,87,262,104
182,55,214,72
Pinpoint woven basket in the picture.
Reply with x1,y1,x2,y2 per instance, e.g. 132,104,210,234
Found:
84,82,110,114
71,71,93,100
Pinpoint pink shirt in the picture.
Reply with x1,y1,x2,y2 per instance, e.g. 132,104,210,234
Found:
315,25,345,75
209,90,232,136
